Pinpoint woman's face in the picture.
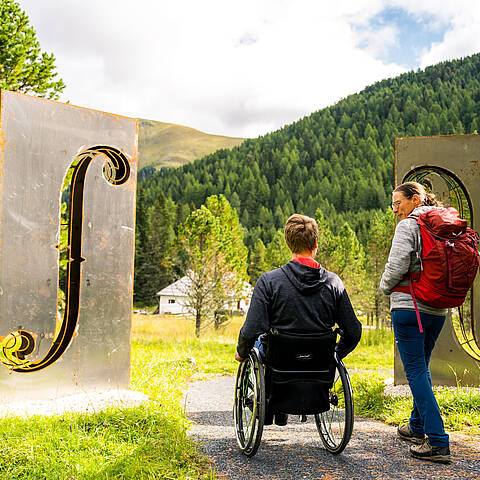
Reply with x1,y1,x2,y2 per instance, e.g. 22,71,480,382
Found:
392,191,420,220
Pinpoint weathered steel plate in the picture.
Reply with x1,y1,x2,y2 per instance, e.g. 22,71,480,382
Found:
0,90,137,403
395,135,480,386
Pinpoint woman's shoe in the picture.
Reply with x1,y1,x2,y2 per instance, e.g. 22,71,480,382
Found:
410,440,451,464
397,424,425,444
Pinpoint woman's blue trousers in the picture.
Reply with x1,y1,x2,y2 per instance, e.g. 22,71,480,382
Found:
392,309,449,448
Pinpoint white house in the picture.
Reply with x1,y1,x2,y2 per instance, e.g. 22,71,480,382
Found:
156,275,253,315
156,276,191,315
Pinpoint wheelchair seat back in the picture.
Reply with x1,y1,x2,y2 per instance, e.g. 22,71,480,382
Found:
265,329,336,415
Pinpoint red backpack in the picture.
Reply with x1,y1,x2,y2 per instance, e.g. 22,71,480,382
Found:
392,207,480,332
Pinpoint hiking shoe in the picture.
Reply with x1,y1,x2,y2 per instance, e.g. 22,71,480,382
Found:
274,413,288,426
410,440,451,464
397,424,425,444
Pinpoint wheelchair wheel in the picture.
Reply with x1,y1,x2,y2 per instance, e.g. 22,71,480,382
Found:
315,357,353,454
233,348,265,457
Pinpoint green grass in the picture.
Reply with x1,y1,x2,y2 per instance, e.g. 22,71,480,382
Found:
1,315,477,479
0,315,242,479
0,407,209,479
352,373,480,436
347,327,480,435
133,338,237,382
344,326,394,372
0,316,220,480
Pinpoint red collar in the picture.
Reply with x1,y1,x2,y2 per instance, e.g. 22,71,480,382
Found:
292,257,319,269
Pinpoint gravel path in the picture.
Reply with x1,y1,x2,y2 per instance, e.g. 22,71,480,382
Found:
185,376,480,480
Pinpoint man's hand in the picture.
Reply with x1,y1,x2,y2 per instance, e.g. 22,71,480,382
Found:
235,351,246,362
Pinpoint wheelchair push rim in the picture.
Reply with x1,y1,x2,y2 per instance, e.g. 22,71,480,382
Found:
315,358,354,454
233,348,265,457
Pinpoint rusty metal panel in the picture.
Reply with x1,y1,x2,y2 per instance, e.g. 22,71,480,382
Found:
395,134,480,386
0,90,137,403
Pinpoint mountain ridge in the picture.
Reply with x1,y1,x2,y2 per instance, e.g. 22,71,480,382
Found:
138,118,245,169
139,53,480,250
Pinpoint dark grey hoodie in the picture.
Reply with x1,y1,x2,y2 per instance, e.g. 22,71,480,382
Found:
236,261,362,359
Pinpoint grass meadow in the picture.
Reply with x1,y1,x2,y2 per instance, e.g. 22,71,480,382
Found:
0,314,478,479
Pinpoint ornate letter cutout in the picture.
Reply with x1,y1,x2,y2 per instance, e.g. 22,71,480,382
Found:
0,146,130,372
404,166,480,362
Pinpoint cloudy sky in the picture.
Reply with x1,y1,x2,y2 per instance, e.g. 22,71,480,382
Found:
18,0,480,138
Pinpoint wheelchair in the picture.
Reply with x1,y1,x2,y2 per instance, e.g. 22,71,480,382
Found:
233,329,354,457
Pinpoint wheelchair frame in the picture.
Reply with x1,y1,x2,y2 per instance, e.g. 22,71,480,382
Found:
233,345,354,457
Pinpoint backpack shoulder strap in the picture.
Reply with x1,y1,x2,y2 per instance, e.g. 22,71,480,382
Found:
403,214,423,262
397,214,424,332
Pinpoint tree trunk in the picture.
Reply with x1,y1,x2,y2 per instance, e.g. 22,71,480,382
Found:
214,309,228,330
195,313,202,337
374,293,379,328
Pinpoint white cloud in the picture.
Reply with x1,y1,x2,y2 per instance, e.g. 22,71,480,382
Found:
352,24,399,61
17,0,480,137
418,6,480,68
385,0,480,67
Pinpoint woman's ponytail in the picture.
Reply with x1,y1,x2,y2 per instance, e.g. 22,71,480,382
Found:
394,181,443,207
423,191,441,206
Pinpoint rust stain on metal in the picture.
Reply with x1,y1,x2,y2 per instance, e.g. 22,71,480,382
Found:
0,90,137,403
396,134,480,387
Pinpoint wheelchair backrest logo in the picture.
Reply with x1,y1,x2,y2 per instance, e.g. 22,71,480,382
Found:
296,353,314,361
0,146,130,373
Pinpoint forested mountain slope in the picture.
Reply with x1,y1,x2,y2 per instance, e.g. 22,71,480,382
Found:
139,53,480,250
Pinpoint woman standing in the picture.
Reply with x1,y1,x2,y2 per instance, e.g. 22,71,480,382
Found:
380,181,450,464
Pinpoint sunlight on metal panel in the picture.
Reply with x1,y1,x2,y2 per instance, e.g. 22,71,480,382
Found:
395,135,480,386
0,90,137,403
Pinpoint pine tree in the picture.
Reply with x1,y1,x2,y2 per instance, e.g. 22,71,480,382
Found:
0,0,65,98
205,195,249,329
314,209,337,271
137,53,480,289
149,192,176,292
265,230,291,270
365,208,395,326
248,239,268,285
330,222,369,313
181,195,248,335
134,189,153,305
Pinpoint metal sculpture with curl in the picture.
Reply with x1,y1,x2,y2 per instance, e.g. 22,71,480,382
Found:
404,165,480,363
0,146,130,372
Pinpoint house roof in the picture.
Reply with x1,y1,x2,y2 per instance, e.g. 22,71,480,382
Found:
156,276,191,297
157,275,253,297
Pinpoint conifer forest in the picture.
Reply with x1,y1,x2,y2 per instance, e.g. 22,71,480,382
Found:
134,53,480,324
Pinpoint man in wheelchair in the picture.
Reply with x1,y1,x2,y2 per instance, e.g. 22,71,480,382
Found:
235,213,362,429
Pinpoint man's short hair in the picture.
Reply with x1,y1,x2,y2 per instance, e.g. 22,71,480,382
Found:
284,214,318,254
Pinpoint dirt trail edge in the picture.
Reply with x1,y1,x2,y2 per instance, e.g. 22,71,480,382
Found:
185,376,480,480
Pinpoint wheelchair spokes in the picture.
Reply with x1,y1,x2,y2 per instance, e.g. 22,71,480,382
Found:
233,349,265,457
315,359,354,454
240,374,256,438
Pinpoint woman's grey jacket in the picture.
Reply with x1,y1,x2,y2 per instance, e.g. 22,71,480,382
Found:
380,206,447,316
